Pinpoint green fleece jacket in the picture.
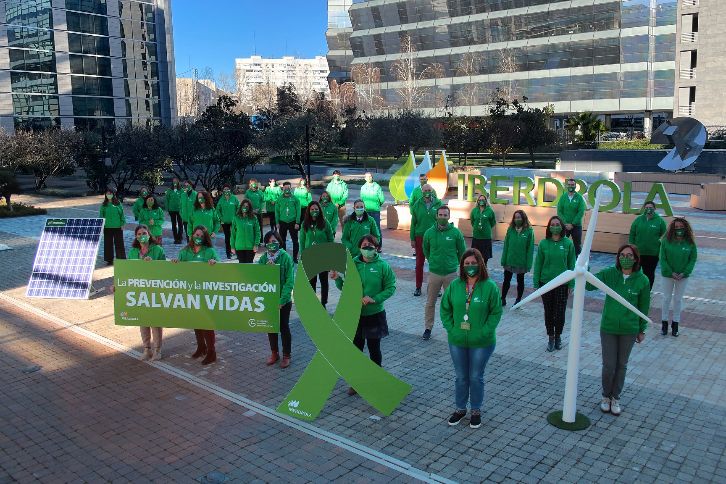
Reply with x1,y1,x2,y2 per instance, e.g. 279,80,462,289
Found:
629,213,667,257
132,196,146,221
533,237,576,288
423,223,466,276
335,254,396,316
258,249,295,306
556,191,586,226
100,202,126,229
164,187,182,212
215,195,240,224
409,185,424,213
326,179,348,207
187,208,220,236
409,196,443,240
264,185,282,212
138,207,165,237
294,187,312,209
128,244,166,261
660,238,697,277
245,188,264,213
586,266,650,334
180,190,197,223
470,205,496,240
441,278,502,348
299,222,334,250
321,201,339,234
501,226,534,272
342,215,381,257
230,215,261,251
360,182,385,212
177,246,220,263
276,194,301,224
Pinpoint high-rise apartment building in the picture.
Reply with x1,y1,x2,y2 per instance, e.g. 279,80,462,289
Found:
235,55,330,97
0,0,176,133
347,0,682,134
326,0,353,84
176,77,218,120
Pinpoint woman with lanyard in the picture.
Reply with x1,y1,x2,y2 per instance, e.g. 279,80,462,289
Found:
299,201,334,308
660,217,698,337
533,216,576,352
230,199,260,263
586,244,649,416
469,194,496,265
342,200,381,258
500,210,534,306
331,235,396,396
258,231,295,368
187,191,220,240
99,188,126,265
320,191,339,238
441,248,502,429
127,225,166,361
216,184,240,259
138,194,165,245
172,226,220,365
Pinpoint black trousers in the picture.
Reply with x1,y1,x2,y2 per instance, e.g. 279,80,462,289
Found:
237,250,255,263
103,227,126,263
268,302,292,356
194,329,215,352
182,221,189,241
310,272,329,306
353,326,382,366
502,270,525,301
541,283,569,337
169,211,183,243
278,221,299,262
255,214,264,242
471,237,492,263
640,255,658,289
565,225,582,256
267,211,277,232
221,223,232,257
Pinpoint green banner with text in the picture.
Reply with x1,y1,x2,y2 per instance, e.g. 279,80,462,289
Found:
113,260,280,332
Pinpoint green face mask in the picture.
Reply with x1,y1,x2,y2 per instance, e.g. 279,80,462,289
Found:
242,207,249,213
105,193,113,200
224,190,231,196
333,175,340,181
567,186,576,193
423,192,433,199
365,177,372,183
645,207,655,215
354,208,365,216
360,247,376,259
184,186,191,192
550,225,563,235
478,200,487,206
675,228,685,237
464,265,479,277
266,242,280,252
619,256,635,269
193,237,203,245
137,234,150,244
197,198,205,205
321,197,329,203
251,184,257,189
310,210,319,218
284,188,291,195
420,179,427,186
514,219,523,227
437,216,449,226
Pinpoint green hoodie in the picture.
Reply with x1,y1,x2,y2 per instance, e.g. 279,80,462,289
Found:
263,185,282,212
164,187,182,212
423,223,466,276
586,266,650,334
180,189,197,223
629,213,667,257
321,201,339,234
360,182,385,213
100,202,126,229
132,196,146,221
245,188,264,213
556,191,586,226
342,215,380,257
409,185,424,213
230,215,261,251
299,222,334,251
178,245,220,263
470,205,496,240
409,196,443,241
533,237,576,288
501,226,534,272
326,178,349,207
335,254,396,316
294,186,312,209
441,278,502,348
258,249,295,306
128,244,166,261
660,238,697,278
216,195,240,224
138,206,165,237
276,194,301,224
187,208,221,236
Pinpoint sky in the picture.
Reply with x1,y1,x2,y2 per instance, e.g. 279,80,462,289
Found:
172,0,329,80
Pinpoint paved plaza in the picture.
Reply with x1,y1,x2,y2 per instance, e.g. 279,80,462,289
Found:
1,193,725,483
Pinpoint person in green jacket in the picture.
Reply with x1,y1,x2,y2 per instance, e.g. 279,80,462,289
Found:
180,180,197,242
500,210,534,307
342,200,381,258
422,205,467,340
300,201,334,307
127,224,167,361
294,178,312,210
586,244,649,416
629,200,667,289
326,170,349,232
216,184,240,259
410,184,443,296
360,172,386,248
660,217,697,337
556,178,586,256
132,186,149,222
441,248,502,429
187,191,220,238
138,195,165,244
99,188,126,264
470,193,496,264
244,179,265,242
165,177,184,244
320,190,339,237
533,216,576,352
264,178,282,232
275,181,301,263
331,234,396,396
258,231,295,368
230,199,260,263
172,226,220,365
409,173,428,213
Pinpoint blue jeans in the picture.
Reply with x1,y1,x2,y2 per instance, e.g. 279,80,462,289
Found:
449,343,495,411
368,211,382,246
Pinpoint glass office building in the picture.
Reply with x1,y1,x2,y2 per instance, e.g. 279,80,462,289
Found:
0,0,176,133
327,0,354,84
347,0,678,132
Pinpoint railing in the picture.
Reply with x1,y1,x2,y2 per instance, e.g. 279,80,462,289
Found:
681,32,698,43
679,105,695,117
680,68,696,80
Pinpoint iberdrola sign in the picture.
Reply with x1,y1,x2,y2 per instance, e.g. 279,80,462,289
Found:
390,150,450,202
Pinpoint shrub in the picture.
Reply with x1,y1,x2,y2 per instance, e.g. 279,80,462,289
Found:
0,202,47,218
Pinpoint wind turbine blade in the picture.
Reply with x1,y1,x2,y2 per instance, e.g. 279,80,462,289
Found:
511,271,576,310
577,186,604,267
584,272,652,324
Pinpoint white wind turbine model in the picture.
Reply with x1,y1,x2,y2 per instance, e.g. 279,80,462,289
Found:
511,188,652,430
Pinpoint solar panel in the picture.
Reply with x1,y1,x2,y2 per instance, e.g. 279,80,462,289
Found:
26,218,105,299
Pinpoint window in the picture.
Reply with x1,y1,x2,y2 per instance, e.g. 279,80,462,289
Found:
71,75,113,96
8,48,55,72
6,26,54,51
10,72,58,94
12,93,60,116
65,0,107,15
72,96,115,116
69,54,112,76
68,33,110,56
66,11,109,36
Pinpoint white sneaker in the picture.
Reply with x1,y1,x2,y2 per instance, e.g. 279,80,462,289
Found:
140,348,152,361
600,397,611,413
610,399,621,416
151,348,162,361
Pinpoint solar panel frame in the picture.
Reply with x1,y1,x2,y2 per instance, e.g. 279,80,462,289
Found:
26,218,106,300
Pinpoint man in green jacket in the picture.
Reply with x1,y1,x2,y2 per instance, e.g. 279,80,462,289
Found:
410,184,442,296
132,187,149,222
264,178,282,232
275,181,301,263
408,173,428,213
245,179,265,242
556,178,586,256
360,172,386,249
165,177,184,244
180,181,197,242
628,201,667,288
422,205,466,340
326,170,348,232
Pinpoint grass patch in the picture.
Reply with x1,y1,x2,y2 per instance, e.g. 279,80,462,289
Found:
0,202,48,218
35,188,91,198
598,140,666,150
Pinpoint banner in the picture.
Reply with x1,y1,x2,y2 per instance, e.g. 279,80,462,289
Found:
113,260,280,332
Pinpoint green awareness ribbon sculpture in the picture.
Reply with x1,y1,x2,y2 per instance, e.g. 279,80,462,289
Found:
277,243,412,421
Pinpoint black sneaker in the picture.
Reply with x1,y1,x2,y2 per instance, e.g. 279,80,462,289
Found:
469,411,482,429
554,335,562,350
661,321,668,336
422,329,431,340
546,337,555,352
414,287,421,297
448,410,467,426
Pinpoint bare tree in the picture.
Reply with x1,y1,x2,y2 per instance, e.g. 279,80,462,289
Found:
351,61,384,113
497,49,519,102
455,52,483,110
390,35,428,111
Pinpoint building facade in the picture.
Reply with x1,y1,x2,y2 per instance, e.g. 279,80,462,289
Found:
326,0,354,84
176,77,218,121
0,0,176,133
347,0,680,134
235,55,330,98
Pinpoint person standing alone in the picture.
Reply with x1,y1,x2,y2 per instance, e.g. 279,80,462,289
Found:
556,178,585,256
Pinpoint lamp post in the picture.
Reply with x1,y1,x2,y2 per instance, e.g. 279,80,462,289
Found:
306,123,311,187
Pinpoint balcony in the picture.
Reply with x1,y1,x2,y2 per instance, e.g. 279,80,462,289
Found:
681,32,698,43
679,105,695,117
679,68,696,80
682,0,699,6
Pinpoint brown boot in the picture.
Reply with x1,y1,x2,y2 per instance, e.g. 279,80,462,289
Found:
347,387,357,396
201,350,216,365
280,354,291,369
191,330,206,358
266,351,280,366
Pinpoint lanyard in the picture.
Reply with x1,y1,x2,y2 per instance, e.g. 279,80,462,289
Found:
464,282,476,322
